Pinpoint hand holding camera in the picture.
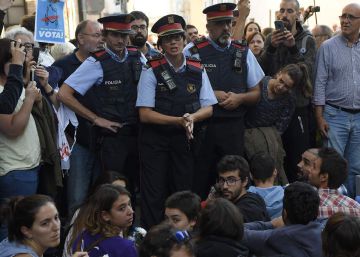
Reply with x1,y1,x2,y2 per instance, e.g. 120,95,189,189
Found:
10,40,26,66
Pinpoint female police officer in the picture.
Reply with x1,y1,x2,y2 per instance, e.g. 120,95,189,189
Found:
136,14,217,229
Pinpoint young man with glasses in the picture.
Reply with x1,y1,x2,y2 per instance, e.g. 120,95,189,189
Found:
129,11,159,59
214,155,269,223
314,3,360,198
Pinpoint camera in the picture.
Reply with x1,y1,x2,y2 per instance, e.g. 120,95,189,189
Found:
309,6,320,12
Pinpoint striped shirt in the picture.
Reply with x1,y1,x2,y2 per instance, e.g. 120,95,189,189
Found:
318,188,360,218
313,34,360,109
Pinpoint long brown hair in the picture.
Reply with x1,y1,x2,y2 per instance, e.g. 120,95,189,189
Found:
68,184,131,252
277,63,312,98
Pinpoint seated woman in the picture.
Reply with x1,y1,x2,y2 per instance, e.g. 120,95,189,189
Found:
244,63,312,185
0,194,87,257
139,223,194,257
195,198,249,257
71,184,137,257
322,212,360,257
64,172,145,257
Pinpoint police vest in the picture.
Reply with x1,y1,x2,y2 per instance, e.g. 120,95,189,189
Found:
86,47,142,124
148,55,202,117
190,37,248,118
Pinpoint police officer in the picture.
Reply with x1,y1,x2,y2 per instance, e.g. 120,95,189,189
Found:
136,14,217,229
58,14,146,195
184,3,264,199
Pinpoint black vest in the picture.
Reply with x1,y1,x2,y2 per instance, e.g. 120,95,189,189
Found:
191,37,248,118
148,56,202,117
85,47,142,124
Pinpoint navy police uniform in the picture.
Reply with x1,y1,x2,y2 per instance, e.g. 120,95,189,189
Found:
65,14,143,197
183,3,264,199
137,14,217,228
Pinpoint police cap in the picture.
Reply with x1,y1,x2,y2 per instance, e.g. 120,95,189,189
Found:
151,14,186,37
98,14,135,34
203,3,237,22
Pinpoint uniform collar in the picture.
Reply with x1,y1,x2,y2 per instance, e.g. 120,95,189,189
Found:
164,53,186,73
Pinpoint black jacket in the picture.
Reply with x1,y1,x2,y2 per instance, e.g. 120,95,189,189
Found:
196,235,249,257
234,192,270,223
258,22,316,107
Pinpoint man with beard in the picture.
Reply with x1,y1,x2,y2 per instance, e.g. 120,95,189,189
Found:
51,20,104,216
184,3,264,199
215,155,269,223
129,11,159,58
58,15,146,206
258,0,316,184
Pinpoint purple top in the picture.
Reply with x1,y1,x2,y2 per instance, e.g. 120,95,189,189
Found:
72,230,137,257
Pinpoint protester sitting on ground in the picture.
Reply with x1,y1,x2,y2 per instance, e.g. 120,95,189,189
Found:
139,223,195,257
298,147,360,218
244,63,312,186
209,155,269,223
322,212,360,257
248,152,284,219
164,191,201,231
246,31,265,58
195,198,249,257
242,181,322,257
0,194,88,257
70,184,137,257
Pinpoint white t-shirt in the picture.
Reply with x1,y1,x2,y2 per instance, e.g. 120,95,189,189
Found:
0,86,41,175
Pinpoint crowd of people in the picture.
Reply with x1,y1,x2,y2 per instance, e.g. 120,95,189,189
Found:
0,0,360,256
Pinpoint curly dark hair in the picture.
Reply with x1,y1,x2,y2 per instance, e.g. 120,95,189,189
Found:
217,155,250,182
318,147,348,189
283,182,319,225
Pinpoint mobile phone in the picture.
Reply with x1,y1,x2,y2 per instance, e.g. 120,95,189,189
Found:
32,47,40,64
274,20,285,31
30,68,35,82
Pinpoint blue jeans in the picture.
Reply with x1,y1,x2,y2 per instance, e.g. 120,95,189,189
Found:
324,104,360,198
67,143,100,216
0,166,39,241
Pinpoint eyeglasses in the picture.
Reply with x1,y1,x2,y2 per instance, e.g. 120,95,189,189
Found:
131,25,147,31
81,33,102,38
339,13,360,21
10,40,34,50
162,34,183,44
217,177,241,186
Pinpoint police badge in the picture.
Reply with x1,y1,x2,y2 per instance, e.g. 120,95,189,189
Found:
187,84,196,94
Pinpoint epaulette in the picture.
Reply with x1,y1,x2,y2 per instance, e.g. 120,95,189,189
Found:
193,36,210,49
186,57,202,73
147,53,163,61
91,48,108,61
232,39,248,49
147,54,166,69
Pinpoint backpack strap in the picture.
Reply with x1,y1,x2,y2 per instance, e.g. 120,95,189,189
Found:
300,35,311,54
76,233,108,252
